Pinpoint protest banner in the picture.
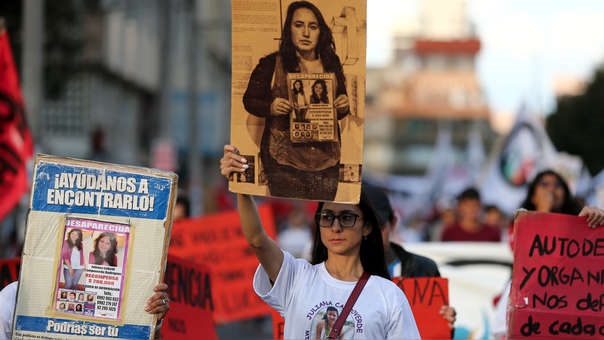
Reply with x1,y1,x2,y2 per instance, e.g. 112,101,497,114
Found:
270,277,450,340
0,257,20,289
161,255,217,339
392,277,451,339
0,24,34,222
13,154,177,339
508,212,604,339
169,204,277,323
230,0,366,203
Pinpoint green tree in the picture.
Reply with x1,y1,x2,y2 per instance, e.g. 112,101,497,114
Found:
546,66,604,175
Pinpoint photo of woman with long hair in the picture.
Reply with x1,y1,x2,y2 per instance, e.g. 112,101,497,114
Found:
315,306,342,340
243,1,351,201
310,79,329,104
89,232,119,267
60,228,85,290
292,79,309,122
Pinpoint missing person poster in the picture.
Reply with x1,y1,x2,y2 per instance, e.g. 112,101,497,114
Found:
230,0,367,203
13,154,178,340
508,212,604,339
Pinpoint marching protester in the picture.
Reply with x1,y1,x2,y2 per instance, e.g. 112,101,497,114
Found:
491,169,604,339
0,281,170,340
363,181,457,331
441,187,501,242
220,144,420,339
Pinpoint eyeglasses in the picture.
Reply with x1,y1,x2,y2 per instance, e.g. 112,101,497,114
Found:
316,211,361,228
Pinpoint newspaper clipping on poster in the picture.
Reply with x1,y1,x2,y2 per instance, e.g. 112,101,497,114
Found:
230,0,367,203
13,154,177,340
288,73,337,143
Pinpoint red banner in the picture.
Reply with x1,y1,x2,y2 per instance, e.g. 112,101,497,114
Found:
161,255,217,339
0,257,20,289
0,29,34,222
509,212,604,339
271,276,450,340
169,205,277,323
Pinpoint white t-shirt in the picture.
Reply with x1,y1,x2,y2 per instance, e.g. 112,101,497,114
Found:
0,281,18,340
254,251,420,340
492,280,511,339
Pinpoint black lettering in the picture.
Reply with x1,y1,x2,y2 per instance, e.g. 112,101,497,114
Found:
532,293,567,309
520,267,536,290
411,279,430,305
428,280,448,306
576,293,604,312
521,315,541,336
167,318,187,334
549,318,595,336
529,235,554,257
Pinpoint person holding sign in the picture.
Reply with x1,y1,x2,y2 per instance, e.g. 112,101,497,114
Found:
89,232,118,266
492,169,604,339
242,1,350,201
61,228,85,290
363,182,457,332
221,145,420,339
0,281,171,340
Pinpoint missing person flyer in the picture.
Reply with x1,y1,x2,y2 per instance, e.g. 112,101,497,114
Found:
12,154,178,340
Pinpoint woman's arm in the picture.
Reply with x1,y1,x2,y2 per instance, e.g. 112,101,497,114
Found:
243,54,277,117
220,145,284,282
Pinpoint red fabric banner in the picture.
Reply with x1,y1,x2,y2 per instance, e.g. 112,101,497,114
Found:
0,29,34,221
0,257,20,289
161,255,217,339
169,205,277,323
509,212,604,339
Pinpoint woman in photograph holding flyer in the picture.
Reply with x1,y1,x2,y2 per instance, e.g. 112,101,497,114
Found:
243,0,350,201
89,232,118,267
61,229,85,290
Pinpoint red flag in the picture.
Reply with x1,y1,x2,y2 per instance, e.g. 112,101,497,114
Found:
0,28,34,221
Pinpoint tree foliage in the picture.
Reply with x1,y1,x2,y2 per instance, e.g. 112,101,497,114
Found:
546,67,604,175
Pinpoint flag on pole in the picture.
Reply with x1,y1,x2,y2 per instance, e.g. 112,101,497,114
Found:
0,26,34,221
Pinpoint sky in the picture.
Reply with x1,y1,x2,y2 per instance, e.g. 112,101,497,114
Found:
367,0,604,118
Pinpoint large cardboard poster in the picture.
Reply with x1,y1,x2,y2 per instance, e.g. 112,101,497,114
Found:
508,212,604,339
13,154,178,339
230,0,367,203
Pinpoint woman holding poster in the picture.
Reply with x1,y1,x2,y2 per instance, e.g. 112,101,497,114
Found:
492,169,604,339
61,228,85,290
221,145,420,339
243,0,350,201
89,232,119,267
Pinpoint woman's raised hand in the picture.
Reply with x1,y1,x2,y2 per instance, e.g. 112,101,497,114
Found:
220,144,248,179
270,97,292,116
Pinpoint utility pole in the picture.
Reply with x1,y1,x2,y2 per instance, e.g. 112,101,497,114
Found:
187,0,203,216
22,0,44,145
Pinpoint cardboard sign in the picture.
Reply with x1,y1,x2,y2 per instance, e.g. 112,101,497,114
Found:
230,0,367,203
0,257,20,289
271,276,450,340
13,154,178,339
392,277,451,340
509,212,604,339
161,255,217,340
169,204,277,323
